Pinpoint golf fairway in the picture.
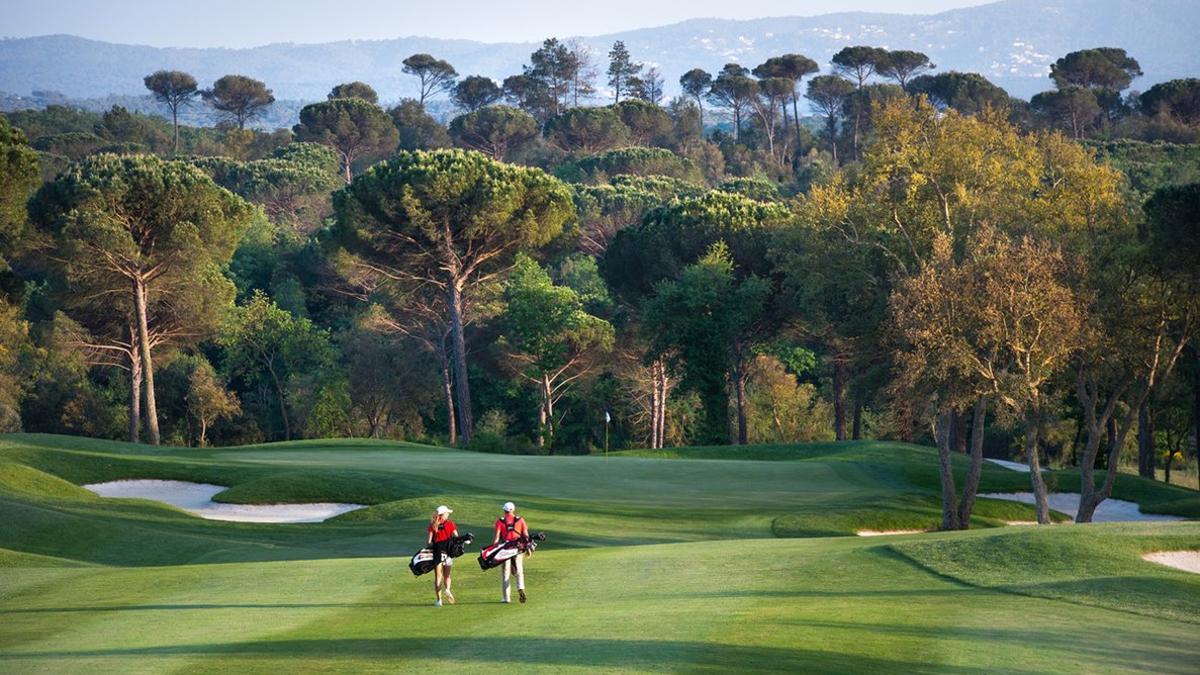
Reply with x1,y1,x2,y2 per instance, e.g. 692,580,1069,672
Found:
1,434,1198,673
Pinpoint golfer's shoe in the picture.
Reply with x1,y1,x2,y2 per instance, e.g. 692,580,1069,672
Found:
518,589,527,603
444,591,455,605
501,598,510,604
434,599,442,607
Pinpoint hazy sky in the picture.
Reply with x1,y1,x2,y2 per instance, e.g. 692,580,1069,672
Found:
5,0,994,47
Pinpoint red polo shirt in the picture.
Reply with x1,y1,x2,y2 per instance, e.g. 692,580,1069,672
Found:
494,514,528,542
428,519,456,543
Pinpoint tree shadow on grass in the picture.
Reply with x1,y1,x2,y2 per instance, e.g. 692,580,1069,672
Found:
782,619,1197,674
0,602,423,614
0,637,999,673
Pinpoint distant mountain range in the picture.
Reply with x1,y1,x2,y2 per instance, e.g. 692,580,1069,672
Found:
1,0,1197,113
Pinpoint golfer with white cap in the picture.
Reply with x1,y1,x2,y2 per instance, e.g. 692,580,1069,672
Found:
427,504,459,606
493,501,531,603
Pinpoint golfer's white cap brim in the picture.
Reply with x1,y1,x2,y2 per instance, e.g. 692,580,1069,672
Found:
436,505,452,515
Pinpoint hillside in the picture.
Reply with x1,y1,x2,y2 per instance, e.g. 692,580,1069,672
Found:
2,0,1198,106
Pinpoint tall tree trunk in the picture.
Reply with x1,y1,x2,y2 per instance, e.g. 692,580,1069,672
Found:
342,152,353,185
172,107,180,155
132,278,161,446
852,106,862,161
832,359,847,441
934,410,960,530
440,344,457,445
1078,407,1137,523
953,408,969,454
537,375,548,448
1105,416,1116,468
266,362,290,440
655,360,669,449
852,397,863,440
828,118,839,167
733,348,748,445
650,361,661,449
1137,400,1156,478
1191,347,1199,466
1025,410,1051,524
544,374,556,455
791,93,802,148
956,396,987,528
446,282,473,442
128,344,141,444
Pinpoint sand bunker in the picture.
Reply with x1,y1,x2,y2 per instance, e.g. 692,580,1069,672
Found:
979,492,1185,523
1142,551,1200,574
985,458,1043,473
856,529,928,537
83,480,364,523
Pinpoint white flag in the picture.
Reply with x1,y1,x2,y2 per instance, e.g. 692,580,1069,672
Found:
605,411,611,423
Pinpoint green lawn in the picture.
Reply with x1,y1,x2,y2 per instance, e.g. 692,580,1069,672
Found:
1,433,1198,673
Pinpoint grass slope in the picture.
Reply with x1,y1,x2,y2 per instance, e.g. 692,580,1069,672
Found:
0,433,1197,673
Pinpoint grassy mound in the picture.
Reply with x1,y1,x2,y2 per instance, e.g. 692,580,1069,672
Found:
212,471,429,505
0,462,96,500
892,522,1200,623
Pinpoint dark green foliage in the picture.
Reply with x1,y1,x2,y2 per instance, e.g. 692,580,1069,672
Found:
452,75,503,112
1087,140,1200,196
877,50,934,89
0,117,40,259
144,70,199,152
328,81,379,105
831,46,890,88
1050,48,1142,91
607,41,641,103
448,105,539,161
293,98,398,182
602,190,790,302
545,106,628,154
717,177,782,202
559,147,700,184
643,243,769,443
388,99,451,151
1139,78,1200,126
402,53,458,106
907,71,1012,114
220,291,338,441
612,99,671,146
1142,183,1200,278
202,75,275,129
571,181,665,255
1031,87,1102,138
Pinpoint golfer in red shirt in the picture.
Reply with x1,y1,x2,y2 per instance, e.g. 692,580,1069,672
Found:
493,501,530,603
427,505,458,607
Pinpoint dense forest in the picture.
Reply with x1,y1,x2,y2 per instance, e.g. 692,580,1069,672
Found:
1,40,1198,514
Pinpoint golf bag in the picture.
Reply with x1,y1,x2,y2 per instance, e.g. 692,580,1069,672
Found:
409,533,474,577
477,532,546,571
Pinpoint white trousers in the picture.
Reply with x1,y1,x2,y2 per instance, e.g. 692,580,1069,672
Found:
501,554,525,601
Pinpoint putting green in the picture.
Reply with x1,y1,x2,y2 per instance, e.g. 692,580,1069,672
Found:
1,433,1197,673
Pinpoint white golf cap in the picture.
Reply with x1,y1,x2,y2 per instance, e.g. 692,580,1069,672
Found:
436,505,452,515
503,501,515,512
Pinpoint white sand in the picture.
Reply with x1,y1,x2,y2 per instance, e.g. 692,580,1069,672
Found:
1142,551,1200,574
83,480,365,523
979,492,1185,523
856,529,928,537
986,458,1042,473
